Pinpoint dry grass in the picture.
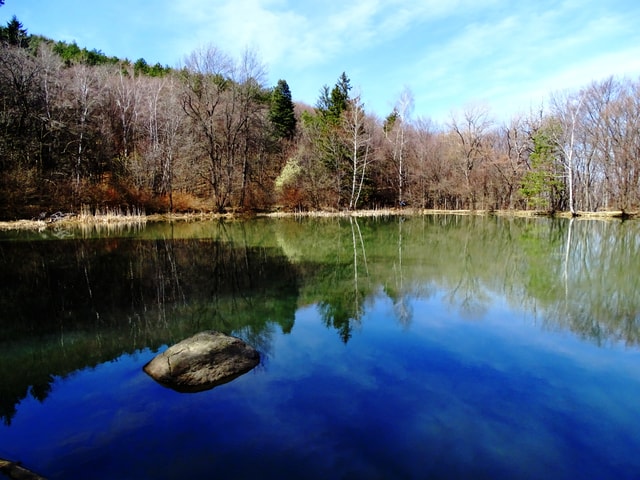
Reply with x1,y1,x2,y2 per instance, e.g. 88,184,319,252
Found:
264,207,404,218
0,208,636,232
0,219,47,231
146,212,238,223
264,207,638,219
77,205,147,224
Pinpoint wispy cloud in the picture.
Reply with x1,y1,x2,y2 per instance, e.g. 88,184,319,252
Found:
167,0,502,68
394,0,640,120
6,0,640,123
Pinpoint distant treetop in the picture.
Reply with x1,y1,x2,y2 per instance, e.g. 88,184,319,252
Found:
0,15,28,48
0,15,171,75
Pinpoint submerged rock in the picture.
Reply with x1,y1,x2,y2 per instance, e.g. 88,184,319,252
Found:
143,331,260,392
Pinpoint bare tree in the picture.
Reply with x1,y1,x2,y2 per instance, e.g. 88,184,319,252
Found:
551,89,586,216
109,64,141,159
36,43,64,168
128,73,185,211
490,115,531,208
181,44,233,211
223,48,268,208
573,80,613,211
180,45,268,212
384,86,414,206
344,93,371,209
601,78,640,211
448,104,493,208
62,64,107,192
157,76,186,211
0,45,43,169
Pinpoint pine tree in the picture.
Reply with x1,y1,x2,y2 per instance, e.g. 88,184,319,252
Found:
316,72,351,125
269,79,296,140
328,72,351,120
1,16,28,48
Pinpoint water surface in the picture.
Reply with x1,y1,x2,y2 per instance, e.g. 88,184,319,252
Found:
0,215,639,479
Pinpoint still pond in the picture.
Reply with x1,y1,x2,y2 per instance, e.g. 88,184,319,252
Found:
0,215,639,479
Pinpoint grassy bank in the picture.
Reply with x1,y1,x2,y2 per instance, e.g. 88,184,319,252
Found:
0,208,636,231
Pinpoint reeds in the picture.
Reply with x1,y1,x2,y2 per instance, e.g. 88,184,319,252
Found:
77,205,147,223
0,207,636,232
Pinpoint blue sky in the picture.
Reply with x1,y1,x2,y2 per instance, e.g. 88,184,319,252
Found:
4,0,640,123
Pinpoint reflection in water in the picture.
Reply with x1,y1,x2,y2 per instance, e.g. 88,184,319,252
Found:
1,215,640,479
0,232,300,424
552,219,640,346
291,215,640,347
563,217,574,298
392,217,412,328
350,216,369,322
1,215,639,424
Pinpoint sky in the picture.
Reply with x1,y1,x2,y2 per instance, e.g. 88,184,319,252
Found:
4,0,640,124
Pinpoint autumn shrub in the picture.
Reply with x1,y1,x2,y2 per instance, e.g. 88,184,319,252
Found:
277,186,308,211
170,191,211,213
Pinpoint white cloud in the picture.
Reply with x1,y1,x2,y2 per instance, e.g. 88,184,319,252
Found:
165,0,505,69
387,1,640,122
9,0,640,122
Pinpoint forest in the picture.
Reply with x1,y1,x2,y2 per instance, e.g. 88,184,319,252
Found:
1,16,639,220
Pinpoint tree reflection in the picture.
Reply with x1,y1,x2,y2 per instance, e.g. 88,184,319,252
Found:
1,215,640,423
0,232,300,424
445,225,490,319
541,219,640,346
290,217,374,343
390,217,412,328
274,215,640,346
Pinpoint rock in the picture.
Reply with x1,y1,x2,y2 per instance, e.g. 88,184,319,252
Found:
143,331,260,392
0,457,47,480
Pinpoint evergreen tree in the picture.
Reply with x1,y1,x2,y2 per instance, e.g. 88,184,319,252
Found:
300,72,355,207
383,108,399,134
1,16,28,48
315,72,351,125
520,125,564,210
269,79,296,140
329,71,351,119
316,84,332,112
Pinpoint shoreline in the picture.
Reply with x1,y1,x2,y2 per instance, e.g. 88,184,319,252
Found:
0,208,635,231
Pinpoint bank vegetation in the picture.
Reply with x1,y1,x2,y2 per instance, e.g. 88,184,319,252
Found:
1,17,639,222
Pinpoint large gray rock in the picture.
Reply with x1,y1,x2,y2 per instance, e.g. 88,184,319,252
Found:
0,457,47,480
143,331,260,392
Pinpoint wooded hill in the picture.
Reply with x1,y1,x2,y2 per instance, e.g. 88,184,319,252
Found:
1,16,639,220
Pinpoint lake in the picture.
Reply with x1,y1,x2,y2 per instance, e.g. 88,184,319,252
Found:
0,215,639,479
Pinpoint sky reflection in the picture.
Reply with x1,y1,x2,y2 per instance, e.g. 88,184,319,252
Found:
3,291,638,479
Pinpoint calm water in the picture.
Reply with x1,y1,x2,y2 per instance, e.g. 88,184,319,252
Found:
0,215,639,479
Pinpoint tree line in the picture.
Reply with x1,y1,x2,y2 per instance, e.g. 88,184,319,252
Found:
1,16,639,220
